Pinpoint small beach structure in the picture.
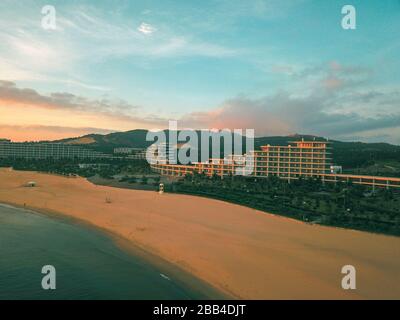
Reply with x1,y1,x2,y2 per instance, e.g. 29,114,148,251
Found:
105,197,112,203
25,181,36,187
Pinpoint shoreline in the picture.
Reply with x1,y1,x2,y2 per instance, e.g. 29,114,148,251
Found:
0,201,229,300
1,168,400,299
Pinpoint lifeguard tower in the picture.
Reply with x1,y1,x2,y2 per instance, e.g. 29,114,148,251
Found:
159,183,164,194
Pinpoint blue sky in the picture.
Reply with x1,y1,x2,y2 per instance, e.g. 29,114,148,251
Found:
0,0,399,143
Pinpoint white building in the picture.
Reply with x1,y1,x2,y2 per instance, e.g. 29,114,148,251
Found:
0,140,112,160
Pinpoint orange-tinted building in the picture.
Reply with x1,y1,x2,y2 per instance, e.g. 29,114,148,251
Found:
151,139,332,180
150,139,400,189
252,140,330,179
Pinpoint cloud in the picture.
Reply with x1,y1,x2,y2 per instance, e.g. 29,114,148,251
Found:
138,22,157,35
2,55,400,145
289,61,371,92
181,91,400,143
179,61,400,144
0,80,135,114
0,3,237,92
0,124,115,135
0,124,117,142
0,81,168,138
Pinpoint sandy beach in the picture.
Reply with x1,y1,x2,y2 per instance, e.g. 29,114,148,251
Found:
0,168,399,299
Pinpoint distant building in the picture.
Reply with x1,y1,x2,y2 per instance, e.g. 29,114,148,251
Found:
78,163,110,169
0,140,112,160
114,147,146,160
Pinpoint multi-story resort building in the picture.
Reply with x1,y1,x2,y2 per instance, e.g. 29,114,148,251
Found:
150,140,332,178
0,139,150,161
114,147,146,160
253,140,331,179
150,139,400,189
0,139,112,159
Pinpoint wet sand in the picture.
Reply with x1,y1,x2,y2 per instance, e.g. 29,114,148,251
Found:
0,168,399,299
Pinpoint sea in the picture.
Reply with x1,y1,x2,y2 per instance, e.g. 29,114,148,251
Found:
0,203,211,300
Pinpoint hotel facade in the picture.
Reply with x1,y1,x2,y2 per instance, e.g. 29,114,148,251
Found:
150,140,400,189
0,139,112,160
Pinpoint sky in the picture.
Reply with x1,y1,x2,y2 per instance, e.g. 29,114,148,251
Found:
0,0,399,144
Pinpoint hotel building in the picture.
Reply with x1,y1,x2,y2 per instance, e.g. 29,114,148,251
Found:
252,140,331,179
0,140,112,160
151,140,331,179
114,147,147,160
150,140,400,189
